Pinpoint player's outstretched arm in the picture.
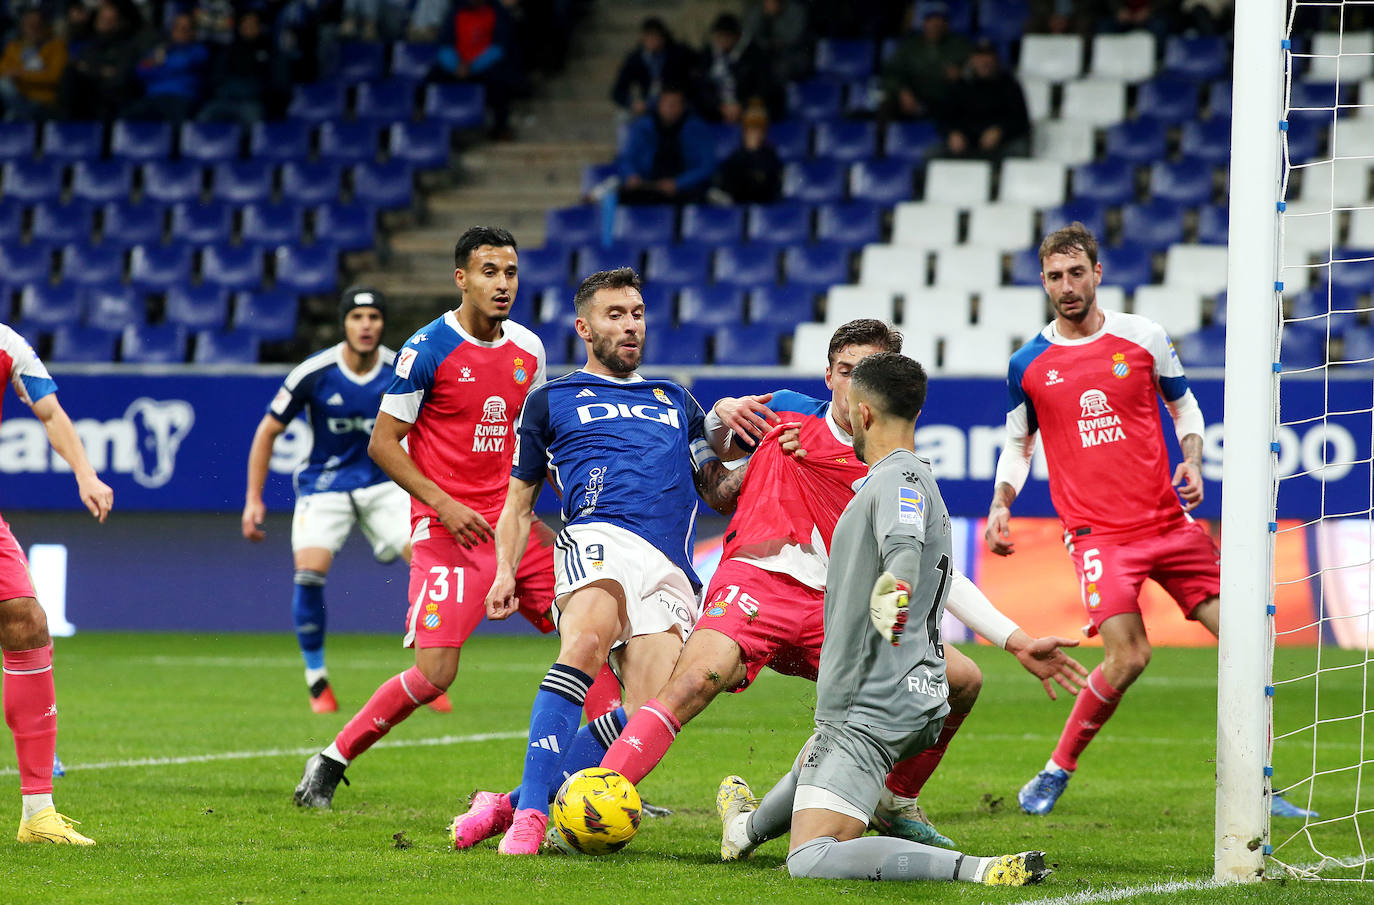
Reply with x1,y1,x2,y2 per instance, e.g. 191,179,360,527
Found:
1004,630,1088,701
694,458,747,514
484,476,541,621
243,413,286,541
1172,432,1204,511
707,394,779,459
369,411,492,548
31,394,112,523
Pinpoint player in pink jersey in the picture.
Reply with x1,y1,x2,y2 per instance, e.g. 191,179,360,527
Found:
0,323,112,844
989,223,1313,819
598,320,1086,856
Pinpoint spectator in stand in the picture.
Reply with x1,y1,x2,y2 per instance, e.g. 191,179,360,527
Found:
196,0,238,44
717,102,783,204
806,0,907,38
1028,0,1097,34
695,12,782,124
742,0,813,84
342,0,411,41
430,0,518,139
197,10,289,124
124,11,210,122
1101,0,1178,42
1179,0,1232,34
618,83,716,206
611,16,694,119
880,2,970,122
0,9,68,120
58,0,142,122
939,40,1030,161
64,2,96,56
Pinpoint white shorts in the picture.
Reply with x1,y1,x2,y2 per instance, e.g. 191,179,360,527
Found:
551,521,700,646
292,481,410,563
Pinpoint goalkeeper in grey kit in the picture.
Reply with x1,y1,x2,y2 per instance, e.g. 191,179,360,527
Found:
717,352,1050,886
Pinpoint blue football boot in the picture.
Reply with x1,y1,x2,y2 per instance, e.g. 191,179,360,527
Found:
1018,768,1070,815
1271,793,1318,819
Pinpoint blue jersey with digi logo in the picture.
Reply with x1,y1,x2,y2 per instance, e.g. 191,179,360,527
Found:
512,369,718,590
268,343,396,495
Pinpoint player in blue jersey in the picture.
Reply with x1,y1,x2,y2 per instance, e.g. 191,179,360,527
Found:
461,267,746,854
242,287,413,713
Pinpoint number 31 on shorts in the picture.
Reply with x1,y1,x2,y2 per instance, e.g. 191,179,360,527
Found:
428,566,463,602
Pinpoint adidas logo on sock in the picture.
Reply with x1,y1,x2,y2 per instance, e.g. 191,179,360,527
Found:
531,735,561,754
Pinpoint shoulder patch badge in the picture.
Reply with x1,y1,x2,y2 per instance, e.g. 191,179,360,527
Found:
898,486,926,529
396,346,418,379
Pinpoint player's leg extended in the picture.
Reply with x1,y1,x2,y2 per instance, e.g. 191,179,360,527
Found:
292,547,334,712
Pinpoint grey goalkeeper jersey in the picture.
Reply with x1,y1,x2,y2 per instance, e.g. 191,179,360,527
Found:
815,448,952,731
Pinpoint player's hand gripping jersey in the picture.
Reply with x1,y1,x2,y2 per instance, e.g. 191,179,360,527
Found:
511,370,716,590
0,324,56,423
1005,310,1197,544
381,310,546,523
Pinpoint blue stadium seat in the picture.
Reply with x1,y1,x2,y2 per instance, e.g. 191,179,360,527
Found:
1104,118,1168,164
232,290,298,339
531,319,571,363
612,205,676,245
1279,323,1328,371
843,78,882,117
350,161,413,209
1120,199,1186,251
1290,80,1349,112
1196,204,1227,244
391,41,439,79
422,83,486,128
1136,76,1200,121
165,284,230,328
354,78,417,122
783,243,850,288
1009,248,1041,285
171,201,234,244
1174,324,1226,366
1179,118,1230,164
201,243,265,290
680,204,743,244
41,121,102,161
1150,157,1214,206
883,120,940,162
715,244,779,286
814,38,874,80
705,122,741,161
1328,249,1374,291
111,120,174,162
1041,199,1108,239
636,283,675,324
816,201,882,246
1284,116,1323,164
747,202,812,246
212,160,275,204
17,283,79,326
1071,156,1135,206
813,120,878,162
70,159,134,203
129,243,193,291
749,284,815,324
977,0,1030,42
281,161,343,205
31,200,96,244
60,242,125,286
572,242,643,278
312,201,376,251
242,201,306,247
787,80,844,121
678,285,745,326
141,160,204,204
644,243,712,286
49,325,116,362
247,120,309,163
0,241,51,285
536,286,575,325
580,162,618,195
179,121,243,163
768,120,811,161
654,324,709,364
274,244,338,294
0,122,35,159
519,246,569,286
388,121,450,169
1098,242,1153,291
783,159,847,202
1163,35,1229,81
714,323,782,366
1289,286,1358,321
849,159,914,204
84,284,143,330
1207,80,1231,118
3,159,63,202
336,41,386,83
545,206,600,247
0,198,22,241
1340,328,1374,366
194,329,261,364
288,81,347,123
318,120,381,165
120,323,188,363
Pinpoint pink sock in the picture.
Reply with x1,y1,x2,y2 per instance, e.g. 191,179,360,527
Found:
1051,666,1123,772
885,709,969,798
583,664,622,722
600,698,680,785
3,645,56,795
335,667,441,761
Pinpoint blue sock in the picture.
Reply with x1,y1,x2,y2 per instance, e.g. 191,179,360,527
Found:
509,707,626,809
292,570,327,672
517,664,593,815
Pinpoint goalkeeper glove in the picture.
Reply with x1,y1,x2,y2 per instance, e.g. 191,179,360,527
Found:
869,571,910,646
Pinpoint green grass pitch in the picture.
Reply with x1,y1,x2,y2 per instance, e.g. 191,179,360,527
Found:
0,634,1366,903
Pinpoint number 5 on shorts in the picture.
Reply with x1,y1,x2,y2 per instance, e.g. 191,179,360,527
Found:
1082,549,1103,582
429,566,463,602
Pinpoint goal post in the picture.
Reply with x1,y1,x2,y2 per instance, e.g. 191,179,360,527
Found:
1216,0,1286,884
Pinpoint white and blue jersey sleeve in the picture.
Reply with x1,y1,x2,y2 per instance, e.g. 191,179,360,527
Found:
379,316,449,424
0,324,56,407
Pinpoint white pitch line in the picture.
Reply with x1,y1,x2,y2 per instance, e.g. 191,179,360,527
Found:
0,730,526,776
1018,878,1216,905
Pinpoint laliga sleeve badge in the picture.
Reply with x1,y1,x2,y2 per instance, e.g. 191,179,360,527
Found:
423,602,442,630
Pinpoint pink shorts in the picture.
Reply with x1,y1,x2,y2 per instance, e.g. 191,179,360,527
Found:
404,517,556,649
696,558,825,690
1067,520,1221,636
0,517,35,602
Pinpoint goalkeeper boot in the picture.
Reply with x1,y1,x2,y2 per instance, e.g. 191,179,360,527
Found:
16,806,94,845
641,800,674,818
451,790,513,849
980,851,1050,886
716,774,759,862
1018,767,1070,816
309,679,338,714
497,808,548,855
293,752,348,808
1271,793,1318,819
870,789,955,848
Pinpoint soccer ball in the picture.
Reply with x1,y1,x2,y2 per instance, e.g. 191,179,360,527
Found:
546,767,642,855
